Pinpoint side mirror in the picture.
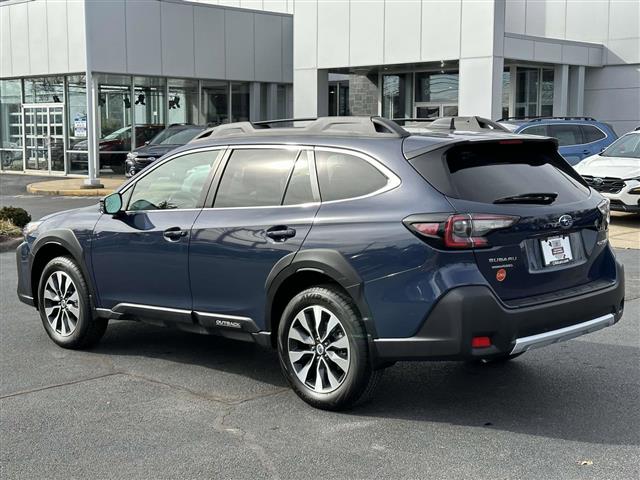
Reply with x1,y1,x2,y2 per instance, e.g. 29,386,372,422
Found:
101,192,123,215
144,140,150,146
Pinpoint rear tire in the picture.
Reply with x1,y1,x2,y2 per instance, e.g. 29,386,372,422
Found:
37,256,108,349
277,286,382,410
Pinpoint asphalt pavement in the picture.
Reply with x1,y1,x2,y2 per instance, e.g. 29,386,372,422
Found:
0,174,639,479
1,174,99,220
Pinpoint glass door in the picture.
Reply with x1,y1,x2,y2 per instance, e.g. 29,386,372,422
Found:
23,104,66,173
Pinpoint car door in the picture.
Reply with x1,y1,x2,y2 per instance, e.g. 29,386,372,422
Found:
189,146,320,331
92,148,224,315
547,124,585,164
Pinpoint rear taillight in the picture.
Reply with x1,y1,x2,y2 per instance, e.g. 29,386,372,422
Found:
597,198,610,231
407,213,519,249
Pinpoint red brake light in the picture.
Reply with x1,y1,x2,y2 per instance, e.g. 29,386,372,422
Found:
472,336,492,348
408,214,518,249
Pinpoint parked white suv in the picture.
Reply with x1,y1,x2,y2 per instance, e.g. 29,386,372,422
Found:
575,131,640,213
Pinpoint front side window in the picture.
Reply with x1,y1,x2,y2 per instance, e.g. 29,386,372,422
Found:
128,151,219,211
214,149,299,208
315,151,389,202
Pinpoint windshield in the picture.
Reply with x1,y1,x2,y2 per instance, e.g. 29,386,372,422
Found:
103,126,131,141
151,127,204,145
601,133,640,159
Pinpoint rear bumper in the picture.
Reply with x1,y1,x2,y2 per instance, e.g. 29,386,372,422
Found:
373,261,625,361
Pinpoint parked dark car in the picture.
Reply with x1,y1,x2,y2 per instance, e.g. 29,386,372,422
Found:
510,117,618,165
72,124,164,174
17,117,624,410
124,124,206,177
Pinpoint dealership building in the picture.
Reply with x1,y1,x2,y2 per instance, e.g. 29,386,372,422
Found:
1,0,638,180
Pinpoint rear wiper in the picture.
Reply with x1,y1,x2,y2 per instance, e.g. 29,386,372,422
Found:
493,192,558,205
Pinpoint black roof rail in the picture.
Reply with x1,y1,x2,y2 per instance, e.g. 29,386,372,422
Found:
189,116,410,141
498,116,597,122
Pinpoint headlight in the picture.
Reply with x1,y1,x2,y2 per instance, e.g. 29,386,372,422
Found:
597,198,610,230
23,221,42,237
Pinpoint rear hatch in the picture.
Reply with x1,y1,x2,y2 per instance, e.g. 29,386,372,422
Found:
406,139,612,304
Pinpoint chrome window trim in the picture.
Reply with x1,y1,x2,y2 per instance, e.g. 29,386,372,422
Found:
313,146,402,204
520,123,610,147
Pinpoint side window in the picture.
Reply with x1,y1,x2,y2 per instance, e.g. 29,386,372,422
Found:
283,154,315,205
128,151,218,211
547,124,584,146
214,148,298,208
581,125,606,143
315,150,388,202
521,125,547,136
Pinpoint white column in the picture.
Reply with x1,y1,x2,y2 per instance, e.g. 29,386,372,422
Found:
457,0,505,120
459,56,504,119
267,83,279,120
568,65,585,116
293,68,328,118
249,82,261,122
83,71,103,188
553,64,569,117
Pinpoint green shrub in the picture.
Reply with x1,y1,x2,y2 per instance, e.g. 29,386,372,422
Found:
0,206,31,228
0,219,22,237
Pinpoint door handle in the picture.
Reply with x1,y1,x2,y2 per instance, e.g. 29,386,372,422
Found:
163,226,188,241
266,225,296,242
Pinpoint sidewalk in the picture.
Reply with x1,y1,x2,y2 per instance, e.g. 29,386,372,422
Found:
26,177,125,197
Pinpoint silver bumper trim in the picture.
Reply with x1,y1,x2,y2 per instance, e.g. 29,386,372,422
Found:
511,313,615,355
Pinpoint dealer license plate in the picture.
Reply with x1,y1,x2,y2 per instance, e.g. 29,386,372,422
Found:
541,235,573,266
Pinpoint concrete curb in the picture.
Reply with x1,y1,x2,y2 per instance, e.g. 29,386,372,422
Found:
26,179,123,197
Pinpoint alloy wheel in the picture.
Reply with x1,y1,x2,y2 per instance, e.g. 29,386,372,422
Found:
43,271,80,337
287,305,350,393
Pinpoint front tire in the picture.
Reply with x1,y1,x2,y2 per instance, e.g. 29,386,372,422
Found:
277,286,382,410
38,256,108,349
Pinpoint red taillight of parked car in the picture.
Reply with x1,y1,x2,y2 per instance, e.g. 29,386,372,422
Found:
409,214,519,249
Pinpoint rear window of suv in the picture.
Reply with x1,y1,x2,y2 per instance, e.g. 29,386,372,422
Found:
409,142,590,204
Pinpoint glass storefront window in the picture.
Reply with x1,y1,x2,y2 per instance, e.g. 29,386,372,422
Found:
541,68,554,117
515,67,539,118
168,78,198,125
231,82,250,122
415,72,458,103
66,75,88,174
97,74,132,174
260,83,269,120
0,79,23,171
382,74,412,119
134,76,165,129
502,69,511,119
24,76,64,104
202,80,228,125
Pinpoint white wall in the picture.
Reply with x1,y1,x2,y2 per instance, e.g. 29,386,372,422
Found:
505,0,640,65
85,0,293,83
0,0,87,78
584,64,640,135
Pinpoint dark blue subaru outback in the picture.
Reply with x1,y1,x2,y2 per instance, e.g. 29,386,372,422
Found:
16,117,625,410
